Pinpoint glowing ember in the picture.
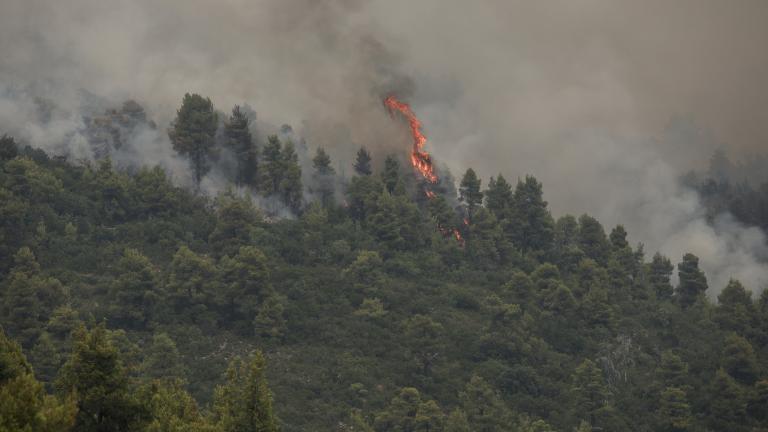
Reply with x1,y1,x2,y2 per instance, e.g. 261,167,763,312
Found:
383,95,438,184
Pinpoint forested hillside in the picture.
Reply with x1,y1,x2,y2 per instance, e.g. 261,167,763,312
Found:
1,94,768,432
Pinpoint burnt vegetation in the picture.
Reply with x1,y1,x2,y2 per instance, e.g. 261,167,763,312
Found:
1,95,768,432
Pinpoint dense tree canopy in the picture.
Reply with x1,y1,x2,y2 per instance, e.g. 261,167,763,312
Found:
0,105,767,432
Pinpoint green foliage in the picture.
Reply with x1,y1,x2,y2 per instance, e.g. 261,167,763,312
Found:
508,176,554,254
0,332,78,432
676,253,708,308
649,252,674,300
55,324,147,432
169,93,218,187
2,128,768,432
108,248,161,329
658,386,691,432
721,333,759,384
224,105,258,188
0,134,18,161
213,351,279,432
311,147,336,207
354,147,373,176
459,168,483,221
381,155,402,195
570,359,609,426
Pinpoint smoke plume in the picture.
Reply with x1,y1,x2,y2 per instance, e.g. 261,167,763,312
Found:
1,0,768,295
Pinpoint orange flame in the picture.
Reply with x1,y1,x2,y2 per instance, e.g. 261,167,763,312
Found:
384,95,465,246
383,95,438,184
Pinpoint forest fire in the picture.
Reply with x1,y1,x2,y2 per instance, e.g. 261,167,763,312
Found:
383,95,438,184
384,95,464,245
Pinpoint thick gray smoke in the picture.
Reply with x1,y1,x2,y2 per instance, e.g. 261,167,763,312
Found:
1,0,767,295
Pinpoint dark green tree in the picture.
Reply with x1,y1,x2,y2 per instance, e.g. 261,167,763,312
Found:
217,246,272,322
708,368,747,431
213,351,279,432
347,175,384,221
56,324,146,432
279,141,303,212
167,246,216,326
649,253,675,300
381,155,402,194
0,328,77,432
676,253,708,308
509,176,555,253
571,359,609,426
373,387,423,432
209,189,262,257
459,375,512,432
658,386,691,432
459,168,483,222
403,315,443,376
721,333,759,385
609,225,629,250
354,147,373,176
0,134,18,161
715,279,754,333
260,135,283,195
0,247,66,347
577,215,610,266
169,93,218,187
108,248,161,329
224,105,258,187
485,174,513,219
312,147,336,207
140,333,187,382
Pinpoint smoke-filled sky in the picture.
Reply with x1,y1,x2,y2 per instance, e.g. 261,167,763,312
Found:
2,0,768,294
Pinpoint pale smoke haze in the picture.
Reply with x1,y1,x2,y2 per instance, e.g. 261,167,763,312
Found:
1,0,767,295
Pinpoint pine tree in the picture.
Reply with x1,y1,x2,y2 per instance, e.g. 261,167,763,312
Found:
224,105,258,187
709,368,747,431
0,247,66,348
279,141,303,213
56,324,146,432
312,147,336,207
459,168,483,222
0,134,18,161
509,175,555,253
169,93,218,187
213,351,280,432
715,279,754,333
209,190,262,257
108,248,160,329
649,253,675,300
571,359,609,426
721,333,759,385
260,135,283,195
217,246,272,322
167,246,216,326
141,379,216,432
658,386,692,432
444,409,470,432
485,174,513,219
354,147,373,176
676,253,708,308
403,315,443,376
460,375,512,431
577,214,610,266
609,225,630,250
141,333,187,381
381,155,401,194
0,328,77,432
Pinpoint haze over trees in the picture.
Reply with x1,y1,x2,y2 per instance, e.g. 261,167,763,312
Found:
1,95,768,432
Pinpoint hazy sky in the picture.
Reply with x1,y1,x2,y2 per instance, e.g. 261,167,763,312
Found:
2,0,767,292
